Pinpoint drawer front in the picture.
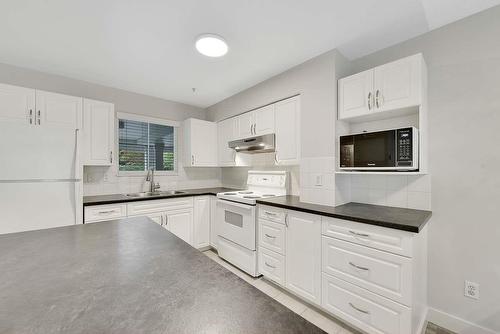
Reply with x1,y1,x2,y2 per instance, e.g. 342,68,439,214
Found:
259,219,286,255
127,197,193,215
322,217,413,257
258,205,285,224
322,273,411,334
322,236,412,306
258,247,285,286
84,204,127,223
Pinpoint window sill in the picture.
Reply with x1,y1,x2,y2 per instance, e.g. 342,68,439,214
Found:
117,171,179,177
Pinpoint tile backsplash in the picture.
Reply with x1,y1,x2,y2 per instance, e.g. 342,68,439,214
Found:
83,165,222,196
300,157,336,206
336,174,432,210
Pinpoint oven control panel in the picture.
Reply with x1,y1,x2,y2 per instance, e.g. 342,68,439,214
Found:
247,171,287,188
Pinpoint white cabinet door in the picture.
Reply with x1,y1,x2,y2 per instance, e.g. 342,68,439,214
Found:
210,196,218,249
338,69,374,120
217,118,236,166
254,104,275,136
0,83,36,125
183,118,217,167
82,99,115,166
236,112,255,139
130,212,164,227
165,208,193,245
275,96,300,165
193,196,210,248
35,90,82,130
285,210,322,305
374,54,422,112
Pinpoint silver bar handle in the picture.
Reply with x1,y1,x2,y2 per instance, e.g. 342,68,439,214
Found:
37,110,41,125
367,92,372,110
349,230,370,238
160,215,164,226
265,262,276,269
375,90,380,108
98,210,116,214
349,262,370,271
110,151,113,164
165,214,168,226
265,211,277,216
265,233,276,239
192,155,194,165
349,302,370,315
29,109,33,124
284,213,289,227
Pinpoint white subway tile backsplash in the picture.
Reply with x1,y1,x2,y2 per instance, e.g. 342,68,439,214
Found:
368,175,386,189
407,191,431,210
368,188,387,206
407,175,432,192
386,175,408,190
351,187,369,203
386,188,408,207
351,174,370,188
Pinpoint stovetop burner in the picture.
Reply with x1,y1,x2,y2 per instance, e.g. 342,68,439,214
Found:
243,195,261,199
238,191,253,194
224,192,237,195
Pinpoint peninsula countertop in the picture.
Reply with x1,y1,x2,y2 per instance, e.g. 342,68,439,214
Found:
0,217,324,334
256,196,432,233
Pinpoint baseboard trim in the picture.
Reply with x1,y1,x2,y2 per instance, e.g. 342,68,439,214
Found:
427,307,498,334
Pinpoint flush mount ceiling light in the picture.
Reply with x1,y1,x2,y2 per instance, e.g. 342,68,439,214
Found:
195,34,228,57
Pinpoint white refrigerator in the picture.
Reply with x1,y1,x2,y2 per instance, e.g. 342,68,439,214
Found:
0,121,82,234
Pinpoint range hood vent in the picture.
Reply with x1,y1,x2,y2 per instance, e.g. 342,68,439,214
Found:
229,134,275,154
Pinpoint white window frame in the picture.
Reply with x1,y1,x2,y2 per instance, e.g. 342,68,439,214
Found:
116,112,180,177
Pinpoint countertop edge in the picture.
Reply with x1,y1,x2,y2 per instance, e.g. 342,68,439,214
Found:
256,199,432,233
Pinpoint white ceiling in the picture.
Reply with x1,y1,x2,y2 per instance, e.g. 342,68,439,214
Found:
0,0,498,108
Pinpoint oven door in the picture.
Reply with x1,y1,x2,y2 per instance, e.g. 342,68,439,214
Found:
216,199,256,250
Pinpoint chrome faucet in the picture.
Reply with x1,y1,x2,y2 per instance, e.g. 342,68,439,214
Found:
146,168,161,193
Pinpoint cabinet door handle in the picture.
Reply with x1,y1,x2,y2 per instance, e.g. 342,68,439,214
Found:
349,302,370,315
284,213,289,227
37,110,41,125
98,210,116,214
160,215,163,226
192,155,195,165
264,233,276,239
110,151,113,163
349,262,370,271
375,90,380,108
165,215,168,225
349,230,370,238
254,123,257,134
264,211,277,216
29,109,33,124
367,92,372,110
265,262,276,269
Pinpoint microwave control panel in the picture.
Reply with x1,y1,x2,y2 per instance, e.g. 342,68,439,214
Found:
396,128,413,166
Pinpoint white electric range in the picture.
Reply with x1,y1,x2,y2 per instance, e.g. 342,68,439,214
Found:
215,171,288,276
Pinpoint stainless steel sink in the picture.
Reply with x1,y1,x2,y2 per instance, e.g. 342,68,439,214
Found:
125,190,186,198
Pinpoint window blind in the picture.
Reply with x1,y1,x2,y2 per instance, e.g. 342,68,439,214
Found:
118,119,175,172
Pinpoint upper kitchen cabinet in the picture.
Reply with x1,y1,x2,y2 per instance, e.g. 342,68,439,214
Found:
338,69,374,120
183,118,217,167
218,117,237,166
235,104,275,139
82,99,115,166
0,83,81,130
35,91,82,130
275,96,300,165
0,83,36,125
338,54,426,121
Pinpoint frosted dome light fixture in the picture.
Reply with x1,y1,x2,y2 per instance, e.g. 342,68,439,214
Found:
195,34,228,57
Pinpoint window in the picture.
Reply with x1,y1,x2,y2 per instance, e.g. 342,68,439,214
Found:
118,114,177,174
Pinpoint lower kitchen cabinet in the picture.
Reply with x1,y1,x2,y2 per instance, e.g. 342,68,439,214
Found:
165,208,193,245
193,196,210,248
285,210,322,305
258,206,322,305
209,196,218,249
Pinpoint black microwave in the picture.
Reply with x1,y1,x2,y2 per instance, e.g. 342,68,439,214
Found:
339,127,419,171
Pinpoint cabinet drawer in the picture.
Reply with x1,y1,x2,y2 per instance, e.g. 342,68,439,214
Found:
84,204,127,223
322,217,413,257
259,219,285,255
322,273,411,334
258,205,285,224
322,236,412,306
258,247,285,286
127,197,193,215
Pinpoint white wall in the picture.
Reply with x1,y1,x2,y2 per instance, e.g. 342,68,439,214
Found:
346,6,500,333
0,62,222,195
208,50,349,205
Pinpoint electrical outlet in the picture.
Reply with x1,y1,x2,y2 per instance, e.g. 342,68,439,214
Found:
464,280,480,300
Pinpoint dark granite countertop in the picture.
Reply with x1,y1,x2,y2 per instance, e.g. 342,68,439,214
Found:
83,187,239,206
0,217,324,334
256,195,431,233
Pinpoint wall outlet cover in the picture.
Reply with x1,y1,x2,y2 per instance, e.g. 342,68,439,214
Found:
464,280,480,300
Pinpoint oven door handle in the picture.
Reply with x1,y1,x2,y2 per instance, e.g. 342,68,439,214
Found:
217,199,254,210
